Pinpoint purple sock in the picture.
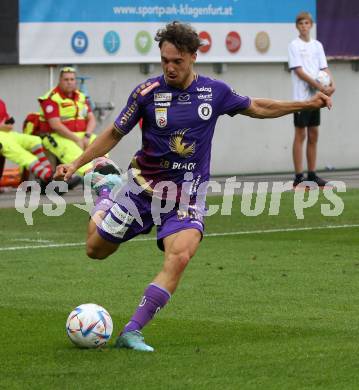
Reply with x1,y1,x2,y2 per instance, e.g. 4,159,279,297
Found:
91,186,113,216
123,283,171,334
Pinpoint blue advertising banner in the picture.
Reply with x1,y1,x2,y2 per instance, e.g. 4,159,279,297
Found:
19,0,316,64
20,0,316,23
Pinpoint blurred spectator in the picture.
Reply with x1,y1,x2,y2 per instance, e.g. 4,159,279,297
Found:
0,98,53,186
288,11,335,187
38,66,97,176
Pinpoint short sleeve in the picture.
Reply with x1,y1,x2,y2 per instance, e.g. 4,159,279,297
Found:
288,41,302,69
113,86,143,137
40,99,60,119
216,81,251,116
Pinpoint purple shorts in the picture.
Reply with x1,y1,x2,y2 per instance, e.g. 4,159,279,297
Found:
97,186,204,251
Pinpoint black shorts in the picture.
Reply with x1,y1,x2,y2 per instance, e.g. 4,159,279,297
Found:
294,109,320,127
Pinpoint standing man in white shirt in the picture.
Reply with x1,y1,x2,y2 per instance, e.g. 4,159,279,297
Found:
288,12,335,187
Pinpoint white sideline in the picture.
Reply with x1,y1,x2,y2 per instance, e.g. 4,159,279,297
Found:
1,223,359,252
10,238,54,243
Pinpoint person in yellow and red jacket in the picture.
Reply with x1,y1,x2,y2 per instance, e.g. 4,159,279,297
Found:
38,66,97,175
0,98,53,185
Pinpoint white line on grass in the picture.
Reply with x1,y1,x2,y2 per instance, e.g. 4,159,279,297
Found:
0,242,85,251
9,238,54,243
1,223,358,252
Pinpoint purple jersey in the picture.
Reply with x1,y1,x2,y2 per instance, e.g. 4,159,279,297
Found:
114,74,250,199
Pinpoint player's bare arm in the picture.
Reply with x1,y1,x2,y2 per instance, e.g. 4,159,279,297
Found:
54,123,123,181
240,92,332,119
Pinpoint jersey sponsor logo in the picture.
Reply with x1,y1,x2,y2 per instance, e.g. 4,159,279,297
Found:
140,81,160,96
196,86,212,93
111,203,134,225
155,107,167,128
101,213,129,238
198,103,212,120
154,102,171,107
197,93,212,101
172,162,197,170
169,128,196,158
120,102,138,125
177,209,189,220
154,92,172,102
178,93,190,102
177,207,203,222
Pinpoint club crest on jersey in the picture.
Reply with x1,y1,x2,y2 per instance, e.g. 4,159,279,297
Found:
198,103,212,120
155,108,168,128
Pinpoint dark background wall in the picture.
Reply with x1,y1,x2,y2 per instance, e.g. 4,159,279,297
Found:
317,0,359,57
0,0,19,64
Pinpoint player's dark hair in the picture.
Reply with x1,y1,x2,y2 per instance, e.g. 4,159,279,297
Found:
296,11,313,25
155,21,202,54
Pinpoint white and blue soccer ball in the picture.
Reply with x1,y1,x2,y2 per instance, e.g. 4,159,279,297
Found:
66,303,113,348
316,70,331,87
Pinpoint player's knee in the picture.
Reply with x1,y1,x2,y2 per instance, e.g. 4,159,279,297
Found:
295,132,306,143
308,133,318,144
170,250,192,271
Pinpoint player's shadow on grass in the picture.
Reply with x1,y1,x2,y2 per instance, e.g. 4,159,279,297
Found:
62,318,347,354
143,318,348,349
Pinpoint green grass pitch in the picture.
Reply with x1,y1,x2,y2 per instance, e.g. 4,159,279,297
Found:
0,189,359,389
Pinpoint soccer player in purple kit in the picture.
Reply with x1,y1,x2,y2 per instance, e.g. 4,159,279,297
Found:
55,22,332,352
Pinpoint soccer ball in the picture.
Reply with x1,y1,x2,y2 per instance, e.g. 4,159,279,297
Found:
66,303,113,348
316,70,331,87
